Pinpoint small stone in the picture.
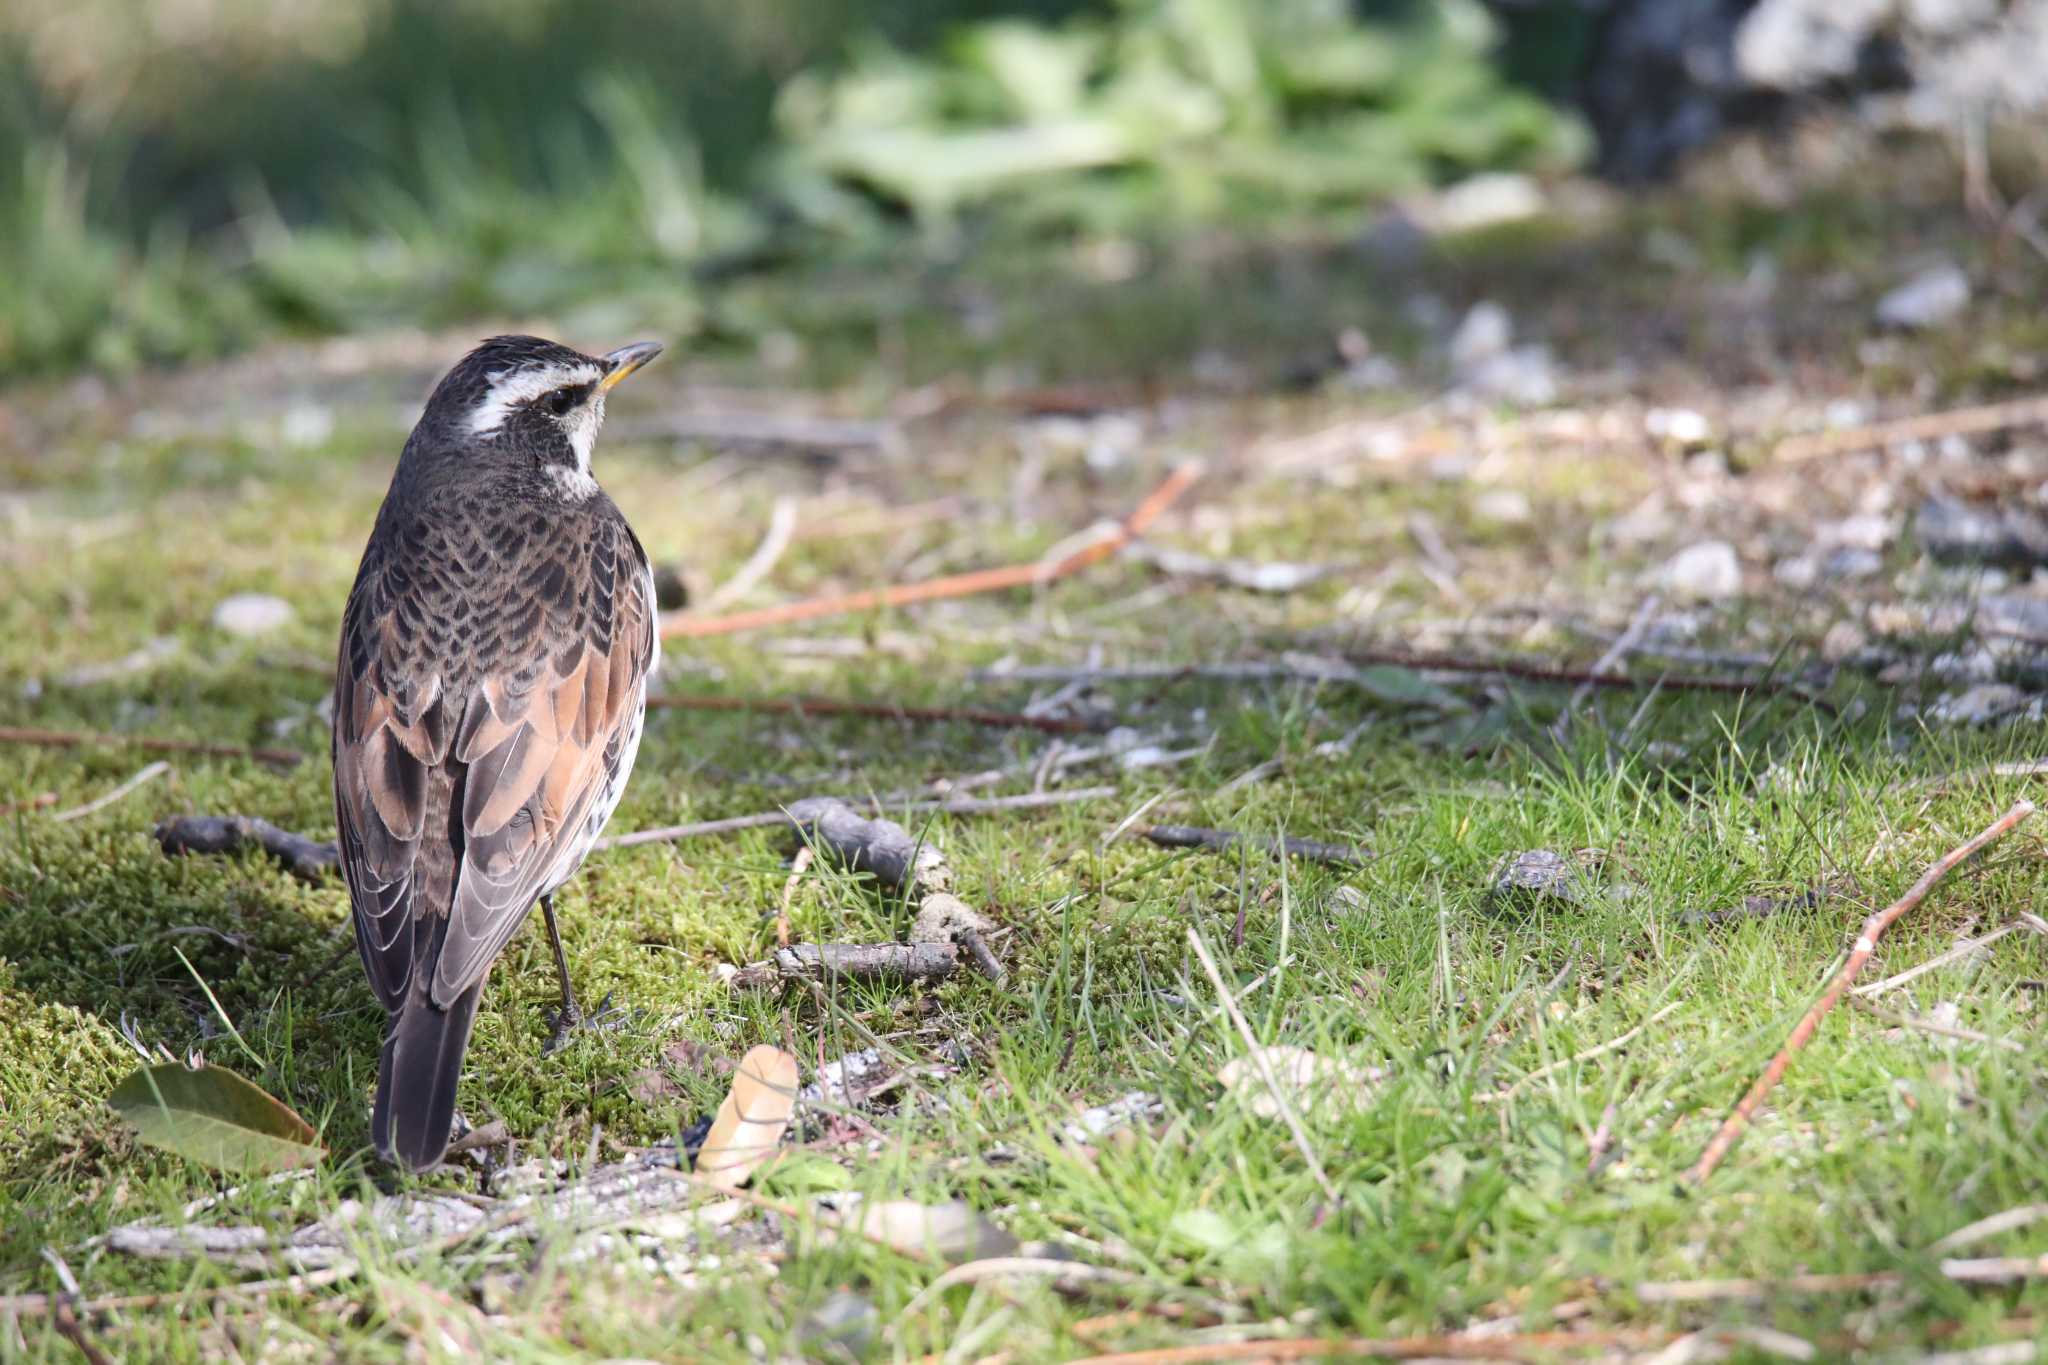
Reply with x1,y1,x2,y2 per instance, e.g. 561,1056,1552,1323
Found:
1977,594,2048,642
1823,547,1885,579
1773,555,1820,588
1821,514,1895,551
211,593,295,637
1821,620,1868,662
1657,540,1743,600
1330,885,1369,914
1425,173,1544,233
1917,497,2048,568
1448,302,1513,369
1927,683,2029,725
1485,849,1587,918
1473,489,1533,525
1645,407,1713,447
1876,261,1971,330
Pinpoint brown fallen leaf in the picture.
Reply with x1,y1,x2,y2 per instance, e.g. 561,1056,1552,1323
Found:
695,1045,800,1190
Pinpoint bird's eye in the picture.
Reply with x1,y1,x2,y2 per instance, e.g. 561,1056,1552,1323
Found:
545,387,579,417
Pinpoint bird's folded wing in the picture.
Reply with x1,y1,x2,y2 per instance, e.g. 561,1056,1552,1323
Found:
335,536,654,1012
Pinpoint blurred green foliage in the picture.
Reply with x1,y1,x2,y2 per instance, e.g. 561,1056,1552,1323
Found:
0,0,1585,380
776,0,1587,230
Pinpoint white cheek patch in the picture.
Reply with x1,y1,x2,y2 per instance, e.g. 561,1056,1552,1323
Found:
466,361,605,437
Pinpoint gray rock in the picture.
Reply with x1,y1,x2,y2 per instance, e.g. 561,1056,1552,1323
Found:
1449,302,1514,369
1473,489,1534,526
1976,593,2048,642
1657,540,1743,600
1876,262,1971,330
1822,547,1885,579
1485,849,1587,918
1917,497,2048,568
210,593,295,637
1927,682,2031,725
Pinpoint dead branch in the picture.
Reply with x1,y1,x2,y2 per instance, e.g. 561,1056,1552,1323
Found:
646,693,1102,735
700,496,798,612
1135,824,1370,868
0,726,302,770
728,942,962,989
1773,392,2048,464
154,816,338,883
1683,800,2036,1185
784,796,1008,982
661,461,1204,639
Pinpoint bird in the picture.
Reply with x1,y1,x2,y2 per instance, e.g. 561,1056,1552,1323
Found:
332,334,664,1172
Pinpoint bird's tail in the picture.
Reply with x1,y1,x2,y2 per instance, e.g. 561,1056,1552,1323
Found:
373,981,484,1172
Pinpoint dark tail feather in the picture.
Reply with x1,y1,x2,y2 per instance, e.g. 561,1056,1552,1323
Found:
373,981,483,1172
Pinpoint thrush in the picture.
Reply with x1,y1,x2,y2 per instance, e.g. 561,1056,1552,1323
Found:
333,334,664,1172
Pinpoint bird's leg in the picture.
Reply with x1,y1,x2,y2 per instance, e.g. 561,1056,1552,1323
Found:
540,894,627,1055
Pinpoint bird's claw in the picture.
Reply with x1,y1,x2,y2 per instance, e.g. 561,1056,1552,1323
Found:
542,992,631,1056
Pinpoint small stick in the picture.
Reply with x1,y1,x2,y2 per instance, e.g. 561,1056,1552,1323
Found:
1064,1330,1675,1364
1477,1001,1683,1103
662,462,1203,639
598,787,1117,852
700,496,798,612
646,693,1102,735
0,726,302,770
1852,922,2019,997
1930,1204,2048,1254
729,942,962,989
1187,927,1339,1202
1136,824,1370,869
1549,596,1659,745
52,761,171,823
1849,997,2025,1053
1773,392,2048,463
154,816,338,883
775,846,813,949
1683,800,2036,1185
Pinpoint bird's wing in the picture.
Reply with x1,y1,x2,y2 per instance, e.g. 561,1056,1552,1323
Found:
334,516,655,1012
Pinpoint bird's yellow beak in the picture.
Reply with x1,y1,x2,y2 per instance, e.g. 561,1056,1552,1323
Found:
599,341,664,393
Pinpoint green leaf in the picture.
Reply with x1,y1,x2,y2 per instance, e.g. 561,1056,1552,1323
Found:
1349,665,1465,711
108,1063,324,1174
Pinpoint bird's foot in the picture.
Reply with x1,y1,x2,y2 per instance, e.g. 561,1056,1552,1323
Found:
542,992,633,1055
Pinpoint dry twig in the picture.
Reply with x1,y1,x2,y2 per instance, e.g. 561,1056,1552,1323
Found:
1135,824,1369,868
0,726,301,770
700,496,798,612
52,761,171,823
1064,1329,1673,1364
1683,800,2036,1185
599,787,1117,852
1773,393,2048,463
661,462,1203,639
154,816,339,883
728,942,964,989
646,693,1101,735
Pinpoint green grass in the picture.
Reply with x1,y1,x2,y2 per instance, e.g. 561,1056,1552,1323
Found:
4,161,2048,1361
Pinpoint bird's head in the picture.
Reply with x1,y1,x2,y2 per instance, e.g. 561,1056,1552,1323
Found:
413,335,663,498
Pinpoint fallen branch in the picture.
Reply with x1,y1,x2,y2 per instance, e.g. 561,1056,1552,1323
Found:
1638,1255,2048,1302
154,816,339,884
785,796,1006,983
1773,393,2048,464
661,461,1204,639
1852,922,2020,998
1683,800,2036,1185
1136,824,1370,868
728,942,963,989
646,693,1102,735
0,726,302,770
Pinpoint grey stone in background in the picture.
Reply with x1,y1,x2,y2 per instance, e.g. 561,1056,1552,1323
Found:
210,593,295,637
1917,497,2048,569
1657,539,1743,600
1875,261,1971,331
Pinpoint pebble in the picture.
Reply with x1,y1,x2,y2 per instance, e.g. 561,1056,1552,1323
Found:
1484,849,1587,918
1657,540,1742,600
211,593,295,637
1917,496,2048,567
1472,489,1534,525
1645,407,1713,447
1875,261,1971,330
1927,683,2031,725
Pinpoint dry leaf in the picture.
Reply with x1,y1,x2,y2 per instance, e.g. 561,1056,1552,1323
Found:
695,1045,800,1189
1217,1045,1385,1119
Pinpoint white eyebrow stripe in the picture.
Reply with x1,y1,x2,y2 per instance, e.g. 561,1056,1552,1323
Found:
466,362,605,436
